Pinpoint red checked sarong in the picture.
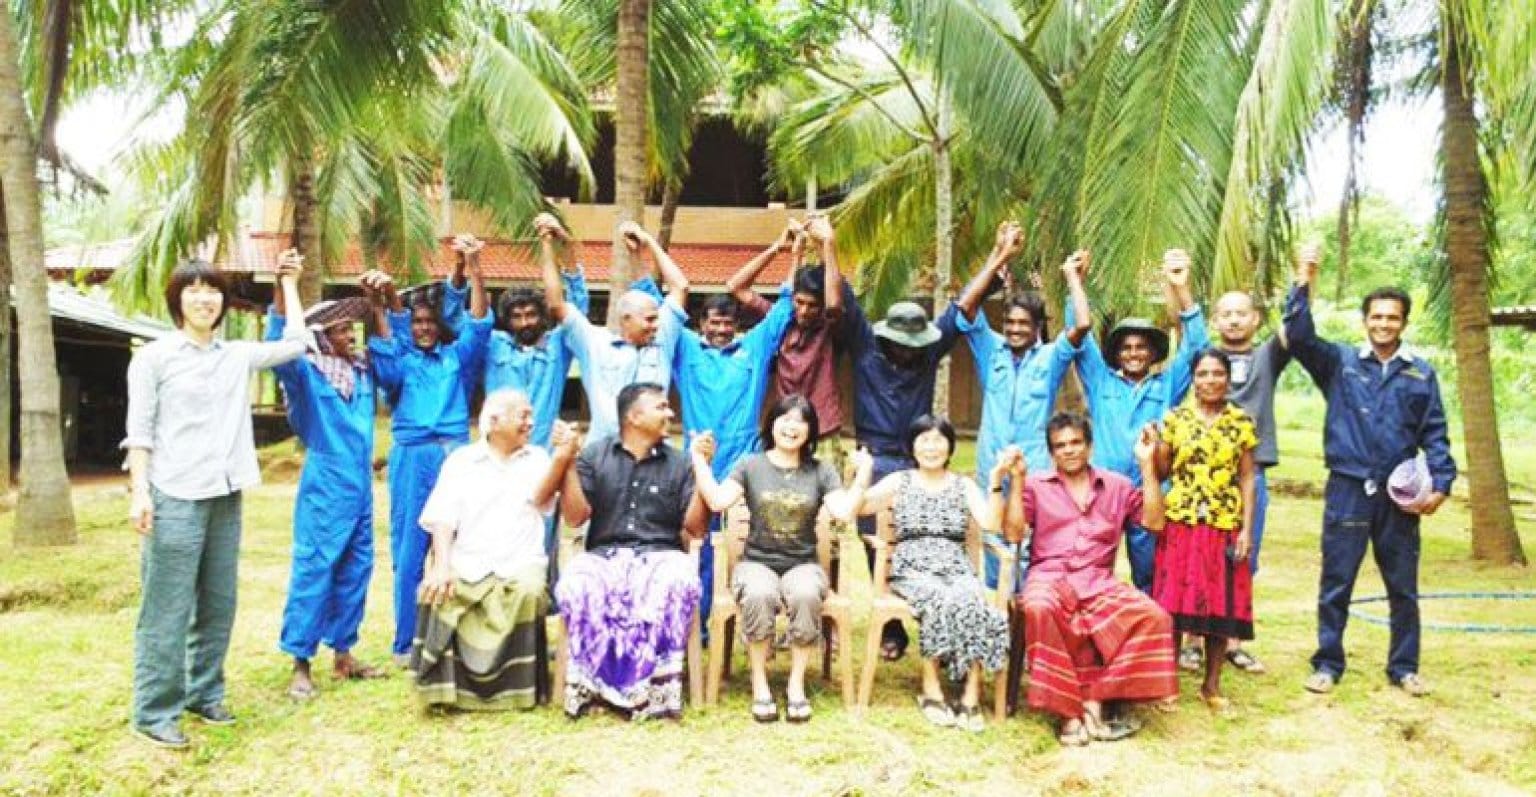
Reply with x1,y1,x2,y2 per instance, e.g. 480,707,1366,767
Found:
1018,578,1178,719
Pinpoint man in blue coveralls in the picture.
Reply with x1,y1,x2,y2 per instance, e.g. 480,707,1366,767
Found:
672,218,801,630
268,290,384,699
1071,249,1208,592
952,222,1093,585
1285,248,1455,698
364,234,493,666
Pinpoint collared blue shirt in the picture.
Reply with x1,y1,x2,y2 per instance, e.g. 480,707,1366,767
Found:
1283,284,1456,492
563,294,687,442
369,310,492,446
674,286,796,478
1074,305,1208,483
440,271,591,449
841,298,962,454
265,310,375,507
958,310,1077,478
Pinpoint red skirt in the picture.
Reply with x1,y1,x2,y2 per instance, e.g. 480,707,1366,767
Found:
1151,521,1253,640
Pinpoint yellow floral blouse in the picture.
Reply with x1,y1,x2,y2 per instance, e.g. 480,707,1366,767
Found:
1160,403,1257,531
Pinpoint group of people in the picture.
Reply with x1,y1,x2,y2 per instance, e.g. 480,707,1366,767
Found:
122,211,1455,749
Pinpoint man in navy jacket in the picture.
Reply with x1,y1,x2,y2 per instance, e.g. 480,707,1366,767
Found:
1283,246,1456,697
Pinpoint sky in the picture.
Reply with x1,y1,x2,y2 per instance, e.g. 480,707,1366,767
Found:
53,85,1444,227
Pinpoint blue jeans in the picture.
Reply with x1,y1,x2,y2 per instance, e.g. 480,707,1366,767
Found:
1250,467,1270,574
1311,473,1422,682
133,488,243,730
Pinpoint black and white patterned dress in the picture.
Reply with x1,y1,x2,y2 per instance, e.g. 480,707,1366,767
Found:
889,471,1008,682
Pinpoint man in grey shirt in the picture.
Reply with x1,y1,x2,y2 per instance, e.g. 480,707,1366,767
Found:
1190,266,1301,676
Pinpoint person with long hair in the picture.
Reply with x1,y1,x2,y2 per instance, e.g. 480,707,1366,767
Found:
853,415,1016,732
690,395,861,723
1147,348,1258,710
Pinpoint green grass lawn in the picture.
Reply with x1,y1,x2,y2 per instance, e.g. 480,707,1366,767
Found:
2,434,1535,796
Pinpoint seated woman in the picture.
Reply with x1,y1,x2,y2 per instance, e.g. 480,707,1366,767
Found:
854,415,1016,731
691,395,862,723
1149,348,1259,710
411,391,578,711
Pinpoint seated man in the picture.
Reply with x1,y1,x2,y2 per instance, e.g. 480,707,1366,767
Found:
1009,413,1177,745
557,382,710,720
410,390,577,711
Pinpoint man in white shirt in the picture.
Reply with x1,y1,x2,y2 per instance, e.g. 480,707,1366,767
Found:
409,390,578,710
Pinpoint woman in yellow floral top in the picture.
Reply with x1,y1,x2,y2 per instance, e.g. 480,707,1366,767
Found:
1147,348,1257,710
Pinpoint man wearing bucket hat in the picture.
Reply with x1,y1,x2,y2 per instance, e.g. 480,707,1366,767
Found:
267,287,385,701
1071,249,1209,593
1285,249,1454,698
841,275,964,659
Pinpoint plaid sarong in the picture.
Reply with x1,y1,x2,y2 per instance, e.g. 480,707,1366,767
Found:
1018,577,1178,719
410,563,547,711
556,548,699,720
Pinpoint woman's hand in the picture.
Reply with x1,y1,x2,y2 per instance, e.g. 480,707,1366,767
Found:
1233,529,1252,563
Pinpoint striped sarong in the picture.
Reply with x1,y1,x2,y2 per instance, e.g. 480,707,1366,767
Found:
556,548,699,720
410,563,547,711
1018,577,1178,719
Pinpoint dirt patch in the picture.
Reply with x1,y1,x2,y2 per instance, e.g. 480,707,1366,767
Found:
0,577,137,615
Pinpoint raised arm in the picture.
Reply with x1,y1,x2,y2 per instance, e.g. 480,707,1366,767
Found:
955,222,1023,321
809,214,844,319
451,233,489,320
247,250,310,370
533,421,583,509
725,221,798,306
1001,455,1029,544
620,221,689,309
965,447,1019,532
538,216,571,324
1061,250,1093,347
563,446,595,527
1281,245,1340,388
688,432,746,512
827,447,874,522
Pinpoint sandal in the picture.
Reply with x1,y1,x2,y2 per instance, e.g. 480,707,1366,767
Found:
1177,644,1203,673
785,699,813,723
1057,718,1090,746
286,681,318,702
1084,712,1142,742
917,697,954,728
1303,670,1336,694
1225,648,1266,674
334,661,387,681
751,697,779,723
954,704,985,733
880,640,906,662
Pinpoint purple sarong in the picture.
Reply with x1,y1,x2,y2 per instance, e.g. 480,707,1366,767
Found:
556,548,699,719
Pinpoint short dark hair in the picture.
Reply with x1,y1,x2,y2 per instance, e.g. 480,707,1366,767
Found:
702,294,739,320
1046,412,1093,451
617,381,665,426
1193,346,1232,376
497,287,547,326
762,394,821,461
165,260,231,329
1361,287,1412,320
1003,292,1049,340
792,269,825,301
407,292,456,344
906,413,957,466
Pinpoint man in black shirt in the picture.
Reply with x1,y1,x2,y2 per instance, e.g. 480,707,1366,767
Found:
556,383,709,719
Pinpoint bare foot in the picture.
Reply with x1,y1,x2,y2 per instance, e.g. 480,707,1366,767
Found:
288,660,317,701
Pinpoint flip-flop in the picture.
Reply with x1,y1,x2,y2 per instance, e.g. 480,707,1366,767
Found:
1085,713,1142,741
751,698,780,723
287,681,318,701
786,699,813,724
334,662,387,680
1057,719,1089,746
1225,648,1266,674
917,697,953,728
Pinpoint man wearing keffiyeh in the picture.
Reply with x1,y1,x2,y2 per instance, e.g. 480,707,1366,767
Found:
267,264,386,701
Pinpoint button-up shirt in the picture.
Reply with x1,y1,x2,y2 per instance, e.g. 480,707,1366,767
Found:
958,310,1077,478
562,297,686,442
370,311,493,446
1074,306,1209,483
418,441,554,582
577,436,696,553
1282,284,1456,492
122,324,308,501
441,270,591,449
841,298,962,454
675,286,796,478
1024,468,1144,600
739,270,851,436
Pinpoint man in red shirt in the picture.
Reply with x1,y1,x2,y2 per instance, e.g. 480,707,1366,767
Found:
1008,413,1178,745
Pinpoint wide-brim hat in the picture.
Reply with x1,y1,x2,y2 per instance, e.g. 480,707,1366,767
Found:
873,301,942,348
1104,317,1170,368
305,297,371,331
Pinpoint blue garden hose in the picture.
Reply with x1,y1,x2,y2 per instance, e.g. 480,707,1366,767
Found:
1348,591,1536,634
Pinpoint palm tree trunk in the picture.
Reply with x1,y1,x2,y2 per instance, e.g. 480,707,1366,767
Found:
609,0,651,328
290,155,322,306
657,180,680,251
0,192,12,494
1334,0,1373,302
0,11,76,546
1440,12,1525,564
931,94,954,416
